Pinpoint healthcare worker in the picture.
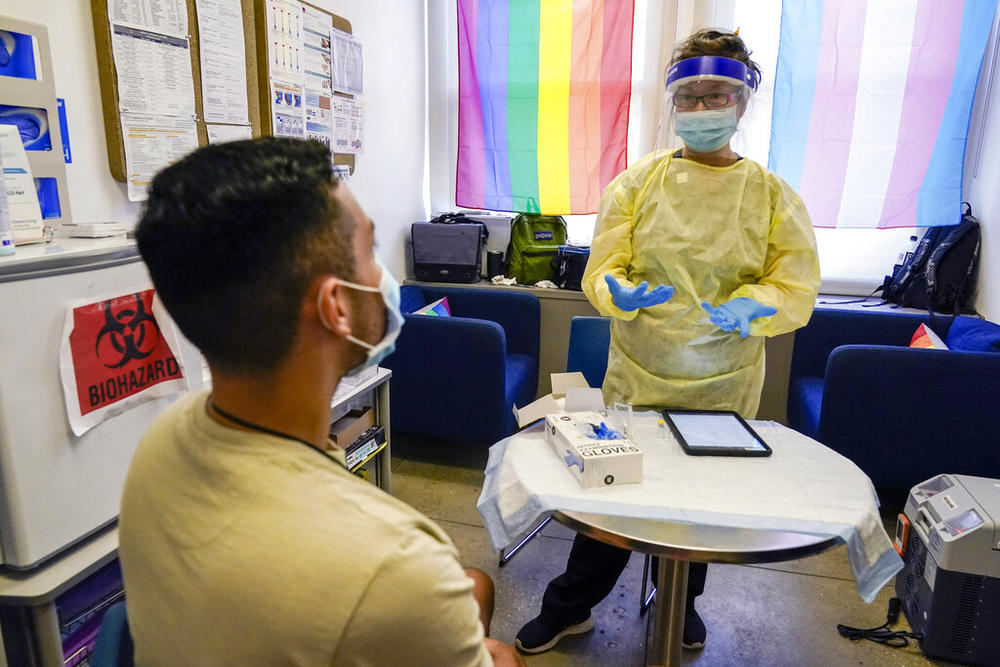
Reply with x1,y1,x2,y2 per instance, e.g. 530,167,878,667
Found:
515,29,821,654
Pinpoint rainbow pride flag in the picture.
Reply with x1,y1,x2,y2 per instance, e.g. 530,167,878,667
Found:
769,0,997,228
456,0,633,215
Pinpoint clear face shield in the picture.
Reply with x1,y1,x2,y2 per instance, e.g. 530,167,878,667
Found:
654,56,760,154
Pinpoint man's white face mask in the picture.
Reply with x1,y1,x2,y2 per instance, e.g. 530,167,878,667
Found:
318,259,404,371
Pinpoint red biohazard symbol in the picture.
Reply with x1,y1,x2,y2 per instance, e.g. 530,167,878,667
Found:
67,289,184,417
94,294,161,368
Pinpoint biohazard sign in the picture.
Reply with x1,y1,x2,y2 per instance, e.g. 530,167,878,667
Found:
60,288,190,436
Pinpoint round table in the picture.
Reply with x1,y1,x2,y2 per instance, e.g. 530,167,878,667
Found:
480,417,894,665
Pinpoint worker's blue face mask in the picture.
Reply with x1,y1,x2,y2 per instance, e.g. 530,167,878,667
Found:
675,105,739,153
322,259,404,370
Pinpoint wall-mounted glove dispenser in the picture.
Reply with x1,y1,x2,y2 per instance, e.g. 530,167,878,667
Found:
0,18,72,234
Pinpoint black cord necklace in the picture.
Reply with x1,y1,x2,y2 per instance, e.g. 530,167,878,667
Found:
209,399,345,469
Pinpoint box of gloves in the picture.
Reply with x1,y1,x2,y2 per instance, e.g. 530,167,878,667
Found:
544,411,642,488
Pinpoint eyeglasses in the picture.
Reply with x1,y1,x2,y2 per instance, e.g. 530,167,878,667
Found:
672,91,739,109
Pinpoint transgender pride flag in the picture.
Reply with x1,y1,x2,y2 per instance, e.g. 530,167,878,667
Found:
769,0,997,228
456,0,633,215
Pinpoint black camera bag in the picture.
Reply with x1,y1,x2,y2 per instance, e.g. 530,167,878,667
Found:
411,213,487,283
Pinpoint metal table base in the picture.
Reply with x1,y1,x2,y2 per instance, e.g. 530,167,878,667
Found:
552,510,841,667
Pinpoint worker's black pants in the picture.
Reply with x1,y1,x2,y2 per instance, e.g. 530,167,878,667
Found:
538,533,707,626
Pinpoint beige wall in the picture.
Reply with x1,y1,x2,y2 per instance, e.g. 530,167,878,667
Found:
529,291,600,396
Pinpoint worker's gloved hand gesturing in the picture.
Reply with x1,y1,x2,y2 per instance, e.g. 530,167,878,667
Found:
605,274,674,312
701,297,777,338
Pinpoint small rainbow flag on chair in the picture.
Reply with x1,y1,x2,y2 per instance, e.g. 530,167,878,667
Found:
456,0,634,215
769,0,998,228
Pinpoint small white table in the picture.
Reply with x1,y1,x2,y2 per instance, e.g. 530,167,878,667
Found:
481,416,894,667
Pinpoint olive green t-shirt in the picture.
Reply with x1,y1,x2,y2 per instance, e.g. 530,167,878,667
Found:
119,390,491,666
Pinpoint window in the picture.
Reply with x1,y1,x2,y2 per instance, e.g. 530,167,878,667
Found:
429,1,995,296
738,1,995,295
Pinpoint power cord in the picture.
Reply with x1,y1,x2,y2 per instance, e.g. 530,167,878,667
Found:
837,598,924,648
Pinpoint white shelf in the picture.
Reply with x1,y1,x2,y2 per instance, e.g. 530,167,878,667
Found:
814,295,942,315
0,525,118,606
0,236,137,281
332,367,391,408
404,278,590,302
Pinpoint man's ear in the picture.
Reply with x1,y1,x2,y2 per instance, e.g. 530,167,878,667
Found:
315,277,353,338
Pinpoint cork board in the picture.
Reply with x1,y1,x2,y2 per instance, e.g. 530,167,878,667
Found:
253,0,355,174
91,0,262,182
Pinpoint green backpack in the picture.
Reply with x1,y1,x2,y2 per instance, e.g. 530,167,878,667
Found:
505,214,568,285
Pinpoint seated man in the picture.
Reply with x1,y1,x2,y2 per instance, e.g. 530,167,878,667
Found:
120,138,522,666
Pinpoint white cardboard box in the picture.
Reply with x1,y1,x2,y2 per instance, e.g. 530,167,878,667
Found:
544,411,642,488
550,371,589,398
513,373,605,429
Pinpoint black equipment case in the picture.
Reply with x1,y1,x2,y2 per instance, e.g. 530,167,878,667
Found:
411,215,486,283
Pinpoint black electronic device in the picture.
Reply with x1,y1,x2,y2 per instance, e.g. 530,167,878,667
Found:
661,409,772,457
486,250,504,278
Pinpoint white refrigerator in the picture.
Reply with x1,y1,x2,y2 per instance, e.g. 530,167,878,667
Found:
0,237,202,569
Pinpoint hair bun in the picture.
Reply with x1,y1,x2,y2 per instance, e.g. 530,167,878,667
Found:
671,28,762,89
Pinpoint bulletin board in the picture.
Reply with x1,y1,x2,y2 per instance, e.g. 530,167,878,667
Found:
91,0,262,183
252,0,357,175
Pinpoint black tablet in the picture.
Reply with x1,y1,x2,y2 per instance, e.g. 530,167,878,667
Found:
661,409,772,457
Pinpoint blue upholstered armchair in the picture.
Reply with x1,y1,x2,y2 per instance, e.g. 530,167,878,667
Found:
787,309,1000,502
380,286,540,444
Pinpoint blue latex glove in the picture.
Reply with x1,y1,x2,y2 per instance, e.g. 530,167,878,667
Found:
604,273,673,312
564,449,584,472
701,297,778,338
588,422,625,440
0,115,41,145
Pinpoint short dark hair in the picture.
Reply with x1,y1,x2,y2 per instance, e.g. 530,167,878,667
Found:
137,138,353,374
671,29,762,89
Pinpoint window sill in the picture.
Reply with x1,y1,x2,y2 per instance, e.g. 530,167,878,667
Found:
403,278,590,302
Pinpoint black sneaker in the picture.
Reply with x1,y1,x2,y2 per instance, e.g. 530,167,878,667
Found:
683,606,706,650
514,614,594,654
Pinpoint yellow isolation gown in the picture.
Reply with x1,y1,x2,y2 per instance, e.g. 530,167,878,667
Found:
582,151,821,418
